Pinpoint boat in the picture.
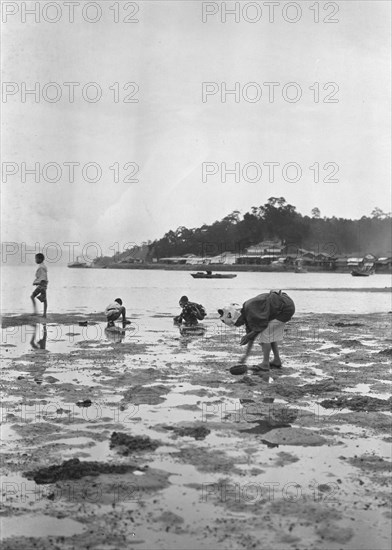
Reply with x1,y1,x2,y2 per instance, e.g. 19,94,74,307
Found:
351,267,375,277
191,271,237,279
351,254,376,277
68,257,90,268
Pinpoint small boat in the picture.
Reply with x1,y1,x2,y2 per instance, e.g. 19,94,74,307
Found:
294,266,308,273
191,271,237,279
68,256,90,268
351,267,375,277
351,254,376,277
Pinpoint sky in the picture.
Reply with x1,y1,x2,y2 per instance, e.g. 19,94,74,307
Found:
2,0,391,256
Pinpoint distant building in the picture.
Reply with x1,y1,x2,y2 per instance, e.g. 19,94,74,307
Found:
158,252,238,265
375,257,392,272
207,252,237,265
236,254,277,265
313,253,335,268
335,256,348,269
246,240,284,256
158,257,188,265
347,257,364,267
185,255,206,265
237,240,284,265
296,250,316,266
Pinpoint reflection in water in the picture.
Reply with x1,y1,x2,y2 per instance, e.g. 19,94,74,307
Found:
178,325,208,350
30,323,47,350
104,327,125,343
179,336,191,350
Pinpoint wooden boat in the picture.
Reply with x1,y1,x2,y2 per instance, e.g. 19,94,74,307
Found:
351,255,376,277
351,267,375,277
191,272,237,279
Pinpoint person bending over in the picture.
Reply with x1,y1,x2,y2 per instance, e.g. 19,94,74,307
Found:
218,290,295,372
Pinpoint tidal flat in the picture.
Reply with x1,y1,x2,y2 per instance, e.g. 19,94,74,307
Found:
1,312,391,549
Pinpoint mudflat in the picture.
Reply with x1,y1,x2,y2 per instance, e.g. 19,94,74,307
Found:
1,312,391,549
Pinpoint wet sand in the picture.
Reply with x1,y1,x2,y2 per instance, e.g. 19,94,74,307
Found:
1,312,391,549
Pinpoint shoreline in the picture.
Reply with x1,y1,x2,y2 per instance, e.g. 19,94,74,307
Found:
90,263,392,274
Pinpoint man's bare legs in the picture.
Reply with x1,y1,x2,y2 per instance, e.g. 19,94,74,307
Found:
270,342,282,366
260,342,282,368
121,307,129,328
31,295,38,315
31,289,47,317
260,343,271,368
238,340,283,371
239,340,254,365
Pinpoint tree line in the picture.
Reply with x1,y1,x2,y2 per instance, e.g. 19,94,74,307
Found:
150,198,392,259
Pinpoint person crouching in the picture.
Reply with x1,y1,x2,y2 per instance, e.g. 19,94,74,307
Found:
174,296,206,327
105,298,129,328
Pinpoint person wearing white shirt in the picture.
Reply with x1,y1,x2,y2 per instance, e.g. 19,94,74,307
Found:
31,253,48,317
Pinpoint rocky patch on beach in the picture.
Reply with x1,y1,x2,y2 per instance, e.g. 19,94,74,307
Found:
161,424,211,440
345,454,392,473
378,348,392,356
121,384,171,405
109,432,161,455
24,458,145,484
320,395,392,412
260,427,328,446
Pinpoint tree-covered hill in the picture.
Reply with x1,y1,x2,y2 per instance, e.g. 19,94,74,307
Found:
150,198,392,259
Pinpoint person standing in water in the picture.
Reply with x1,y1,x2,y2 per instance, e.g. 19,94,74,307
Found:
31,253,48,317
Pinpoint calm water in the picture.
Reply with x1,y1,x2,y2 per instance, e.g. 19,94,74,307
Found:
1,266,391,315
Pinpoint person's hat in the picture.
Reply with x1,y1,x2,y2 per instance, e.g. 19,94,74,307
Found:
217,304,241,327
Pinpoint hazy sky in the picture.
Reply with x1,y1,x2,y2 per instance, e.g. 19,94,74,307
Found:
2,0,391,255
